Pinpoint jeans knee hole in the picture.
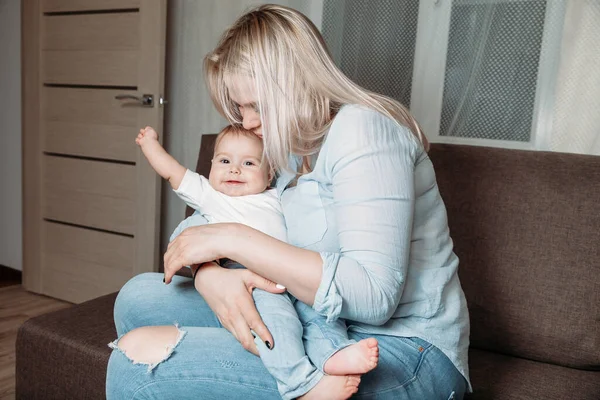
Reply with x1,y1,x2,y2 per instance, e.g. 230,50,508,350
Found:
108,324,187,373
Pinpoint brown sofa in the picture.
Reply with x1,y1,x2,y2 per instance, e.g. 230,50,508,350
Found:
16,141,600,399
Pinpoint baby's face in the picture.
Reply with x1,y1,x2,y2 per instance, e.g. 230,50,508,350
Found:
208,134,271,197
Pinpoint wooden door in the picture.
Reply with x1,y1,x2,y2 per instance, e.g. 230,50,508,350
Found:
22,0,167,303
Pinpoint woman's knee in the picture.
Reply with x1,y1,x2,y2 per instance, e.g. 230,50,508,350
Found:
115,273,161,305
113,325,184,366
106,325,188,399
114,273,163,333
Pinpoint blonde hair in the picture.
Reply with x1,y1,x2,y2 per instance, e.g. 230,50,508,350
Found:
205,4,429,174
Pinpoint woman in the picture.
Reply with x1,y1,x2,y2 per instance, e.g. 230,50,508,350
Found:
106,4,471,399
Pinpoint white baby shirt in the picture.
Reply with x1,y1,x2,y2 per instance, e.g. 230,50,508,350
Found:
173,169,287,243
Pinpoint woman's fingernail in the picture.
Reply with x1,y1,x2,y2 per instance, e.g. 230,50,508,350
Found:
265,341,272,350
276,284,286,289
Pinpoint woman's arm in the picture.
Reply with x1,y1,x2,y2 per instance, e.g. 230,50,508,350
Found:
310,113,418,325
164,108,420,325
163,223,322,304
225,225,323,304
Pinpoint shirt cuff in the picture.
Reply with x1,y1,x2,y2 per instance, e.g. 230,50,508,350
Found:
313,252,343,322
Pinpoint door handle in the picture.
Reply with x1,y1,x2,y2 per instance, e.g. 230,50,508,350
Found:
115,93,154,107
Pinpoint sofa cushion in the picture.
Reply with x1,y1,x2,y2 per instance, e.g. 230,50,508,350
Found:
466,348,600,400
16,292,116,399
429,144,600,369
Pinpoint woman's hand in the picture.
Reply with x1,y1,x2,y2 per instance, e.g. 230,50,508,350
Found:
163,223,234,284
193,262,286,356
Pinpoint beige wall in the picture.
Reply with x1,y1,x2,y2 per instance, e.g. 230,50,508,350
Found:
160,1,323,258
0,0,22,271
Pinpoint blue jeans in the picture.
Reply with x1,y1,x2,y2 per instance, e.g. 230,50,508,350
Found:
106,273,467,399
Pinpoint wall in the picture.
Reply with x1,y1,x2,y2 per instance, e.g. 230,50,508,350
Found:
0,0,22,271
160,0,323,259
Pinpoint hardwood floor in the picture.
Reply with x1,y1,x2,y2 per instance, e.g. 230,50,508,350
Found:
0,285,71,399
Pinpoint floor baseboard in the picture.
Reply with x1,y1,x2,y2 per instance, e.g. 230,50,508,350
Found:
0,264,22,286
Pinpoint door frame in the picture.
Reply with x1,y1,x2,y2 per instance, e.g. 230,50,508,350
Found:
22,0,42,292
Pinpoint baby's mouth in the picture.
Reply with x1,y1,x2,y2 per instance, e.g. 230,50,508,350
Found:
225,180,244,185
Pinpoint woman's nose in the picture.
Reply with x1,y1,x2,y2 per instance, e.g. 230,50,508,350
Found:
241,108,261,131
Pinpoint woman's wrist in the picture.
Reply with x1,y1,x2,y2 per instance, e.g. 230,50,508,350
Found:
214,223,247,260
193,262,221,292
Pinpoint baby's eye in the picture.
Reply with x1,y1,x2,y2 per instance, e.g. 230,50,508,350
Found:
219,159,230,164
244,161,255,166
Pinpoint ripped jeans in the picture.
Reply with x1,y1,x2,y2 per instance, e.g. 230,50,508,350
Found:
106,273,467,399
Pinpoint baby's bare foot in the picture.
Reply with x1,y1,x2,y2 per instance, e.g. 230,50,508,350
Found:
324,338,379,376
298,375,360,400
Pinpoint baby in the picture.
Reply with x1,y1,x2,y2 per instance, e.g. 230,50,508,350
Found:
136,125,379,400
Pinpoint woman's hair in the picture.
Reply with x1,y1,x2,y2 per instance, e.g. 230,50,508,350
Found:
205,4,429,173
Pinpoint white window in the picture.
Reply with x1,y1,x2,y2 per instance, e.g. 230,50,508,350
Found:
322,0,598,154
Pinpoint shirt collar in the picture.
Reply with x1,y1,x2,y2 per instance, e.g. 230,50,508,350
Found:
275,155,301,197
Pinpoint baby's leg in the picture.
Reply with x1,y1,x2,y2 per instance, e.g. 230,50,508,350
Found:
251,289,322,399
295,301,379,376
169,210,207,242
252,289,360,400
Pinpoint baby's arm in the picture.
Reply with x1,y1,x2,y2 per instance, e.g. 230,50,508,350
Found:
135,126,186,190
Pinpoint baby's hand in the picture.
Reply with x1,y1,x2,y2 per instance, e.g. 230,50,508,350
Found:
135,126,159,146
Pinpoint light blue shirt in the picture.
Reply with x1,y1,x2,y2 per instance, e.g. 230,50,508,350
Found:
277,105,471,387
